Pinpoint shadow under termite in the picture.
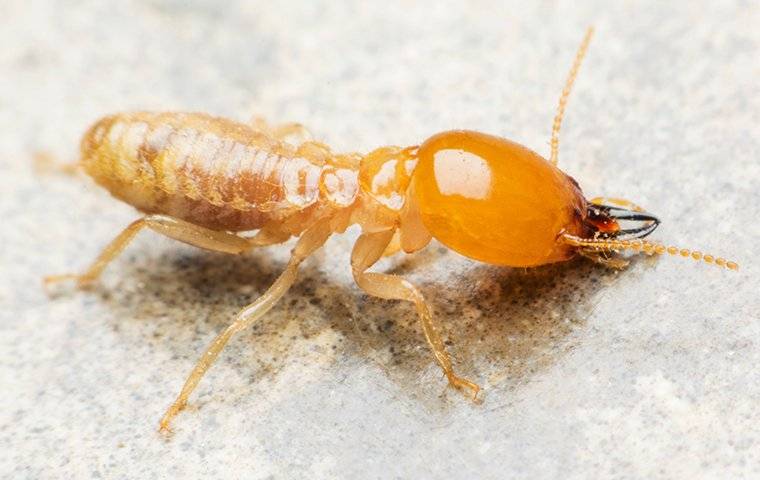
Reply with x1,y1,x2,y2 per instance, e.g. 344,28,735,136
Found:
86,237,636,414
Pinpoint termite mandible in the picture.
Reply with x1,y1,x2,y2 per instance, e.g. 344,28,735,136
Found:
46,28,738,432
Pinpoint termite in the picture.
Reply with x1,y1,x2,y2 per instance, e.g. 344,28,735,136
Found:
45,28,738,433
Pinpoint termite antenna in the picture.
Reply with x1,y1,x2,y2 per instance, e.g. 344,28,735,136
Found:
549,26,594,166
562,234,739,271
33,151,81,176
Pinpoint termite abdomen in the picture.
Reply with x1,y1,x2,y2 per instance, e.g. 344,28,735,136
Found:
80,112,341,231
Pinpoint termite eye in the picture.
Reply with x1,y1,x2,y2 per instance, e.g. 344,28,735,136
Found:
411,130,587,267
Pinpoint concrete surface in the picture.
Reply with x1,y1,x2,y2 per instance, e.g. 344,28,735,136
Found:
2,1,759,478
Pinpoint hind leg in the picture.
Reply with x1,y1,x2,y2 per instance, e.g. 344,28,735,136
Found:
350,229,480,399
33,151,80,176
44,215,259,288
159,219,332,432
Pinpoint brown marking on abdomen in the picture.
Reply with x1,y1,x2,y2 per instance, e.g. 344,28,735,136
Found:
80,112,352,231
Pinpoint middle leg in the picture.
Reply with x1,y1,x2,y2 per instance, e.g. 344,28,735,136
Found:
350,229,480,398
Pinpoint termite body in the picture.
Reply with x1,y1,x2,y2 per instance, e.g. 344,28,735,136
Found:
47,28,736,432
81,112,360,235
82,113,586,263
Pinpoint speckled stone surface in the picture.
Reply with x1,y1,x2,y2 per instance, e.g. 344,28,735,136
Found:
2,1,759,478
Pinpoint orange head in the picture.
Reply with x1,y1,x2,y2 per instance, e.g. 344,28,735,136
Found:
406,27,736,271
411,130,590,267
410,130,737,271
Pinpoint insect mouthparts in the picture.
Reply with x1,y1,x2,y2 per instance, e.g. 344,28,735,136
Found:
586,203,660,240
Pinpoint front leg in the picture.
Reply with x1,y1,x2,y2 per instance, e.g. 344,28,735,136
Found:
578,248,630,269
350,230,480,399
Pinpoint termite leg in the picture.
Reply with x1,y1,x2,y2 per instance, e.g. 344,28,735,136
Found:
273,123,313,143
578,248,630,269
296,141,333,165
44,215,258,288
243,222,292,247
249,116,313,143
350,230,480,400
294,142,362,169
158,219,332,433
381,231,402,257
33,151,80,176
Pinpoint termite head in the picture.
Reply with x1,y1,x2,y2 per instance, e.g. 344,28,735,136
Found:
410,130,589,267
408,130,738,271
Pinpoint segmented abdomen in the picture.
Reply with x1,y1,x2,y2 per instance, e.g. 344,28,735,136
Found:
80,112,357,231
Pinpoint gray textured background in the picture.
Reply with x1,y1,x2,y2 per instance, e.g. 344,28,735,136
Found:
2,1,759,479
